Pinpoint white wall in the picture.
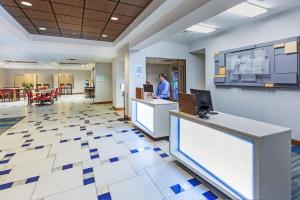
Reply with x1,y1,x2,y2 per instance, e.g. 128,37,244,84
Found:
112,58,125,108
126,40,205,116
146,63,170,90
3,68,90,93
189,7,300,140
95,63,112,103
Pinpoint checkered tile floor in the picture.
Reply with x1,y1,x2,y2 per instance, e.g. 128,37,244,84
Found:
0,95,222,200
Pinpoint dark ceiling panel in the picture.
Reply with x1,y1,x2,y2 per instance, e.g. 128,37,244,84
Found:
24,9,56,21
120,0,152,8
106,22,127,31
85,0,117,12
0,0,17,7
0,0,153,41
50,0,84,7
3,6,26,17
82,26,102,33
17,0,52,12
83,19,106,28
56,14,82,25
114,3,143,17
84,9,110,21
52,3,83,17
31,19,58,28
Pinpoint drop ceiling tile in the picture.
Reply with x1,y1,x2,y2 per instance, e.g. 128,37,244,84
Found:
110,14,134,24
40,27,60,34
82,26,102,33
84,9,110,21
56,14,82,25
120,0,152,8
17,0,52,12
52,3,83,17
106,22,127,31
23,24,39,33
24,9,56,21
31,19,59,28
59,23,81,31
60,28,81,35
103,28,122,36
82,32,99,38
14,16,33,25
114,3,143,17
50,0,85,7
83,18,106,28
85,0,117,12
0,0,17,7
3,6,26,17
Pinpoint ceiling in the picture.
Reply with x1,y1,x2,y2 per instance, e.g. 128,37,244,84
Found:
0,0,153,42
169,0,300,44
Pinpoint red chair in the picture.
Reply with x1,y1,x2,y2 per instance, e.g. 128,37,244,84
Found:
26,90,40,107
0,89,3,102
40,90,54,105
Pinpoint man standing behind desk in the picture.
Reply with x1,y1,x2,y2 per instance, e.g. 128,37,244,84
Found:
153,73,170,100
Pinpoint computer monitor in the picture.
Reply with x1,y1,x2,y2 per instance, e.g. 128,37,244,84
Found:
190,89,213,111
143,84,153,93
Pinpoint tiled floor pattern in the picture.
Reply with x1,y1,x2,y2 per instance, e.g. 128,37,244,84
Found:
0,116,25,134
0,95,222,200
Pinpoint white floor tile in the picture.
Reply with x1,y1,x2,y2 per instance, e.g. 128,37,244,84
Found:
109,175,164,200
32,166,83,199
44,185,97,200
9,147,50,166
4,158,54,182
0,183,36,200
127,150,164,170
98,144,130,161
53,148,90,167
165,187,205,200
50,141,81,154
88,137,117,148
94,159,136,187
145,162,192,189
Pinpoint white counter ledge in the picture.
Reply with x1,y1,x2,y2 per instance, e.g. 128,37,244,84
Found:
131,98,178,139
169,110,291,200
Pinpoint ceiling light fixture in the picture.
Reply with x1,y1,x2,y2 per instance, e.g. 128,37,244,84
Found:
102,34,108,38
111,17,118,21
186,24,216,33
21,1,32,6
39,27,47,31
227,2,267,17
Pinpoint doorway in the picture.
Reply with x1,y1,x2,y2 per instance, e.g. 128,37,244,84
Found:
146,57,186,101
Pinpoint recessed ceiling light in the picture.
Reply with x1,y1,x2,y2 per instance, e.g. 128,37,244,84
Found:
102,34,108,38
186,24,216,33
227,2,267,17
39,27,47,31
21,1,32,6
111,17,118,21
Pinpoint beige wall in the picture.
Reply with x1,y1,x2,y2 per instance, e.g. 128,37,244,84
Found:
0,68,7,88
4,69,91,93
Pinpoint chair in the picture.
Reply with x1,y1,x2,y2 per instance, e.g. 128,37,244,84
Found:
0,89,3,102
66,83,72,95
36,84,41,90
60,84,65,95
54,88,60,101
40,90,54,105
26,90,40,107
3,89,13,102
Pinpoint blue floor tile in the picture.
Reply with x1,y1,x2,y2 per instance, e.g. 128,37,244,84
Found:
62,164,73,170
98,192,112,200
84,177,95,185
160,153,169,158
130,149,139,154
0,169,11,175
83,167,93,174
203,191,218,200
91,154,99,159
188,178,201,186
153,147,161,152
0,182,13,190
170,184,185,194
109,157,119,163
25,176,39,184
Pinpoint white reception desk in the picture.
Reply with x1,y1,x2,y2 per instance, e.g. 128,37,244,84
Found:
131,98,178,139
170,111,291,200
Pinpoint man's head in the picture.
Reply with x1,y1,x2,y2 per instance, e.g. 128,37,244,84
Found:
159,73,167,82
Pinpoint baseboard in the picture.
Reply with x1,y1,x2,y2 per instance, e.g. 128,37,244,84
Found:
292,139,300,146
95,101,112,104
112,106,124,111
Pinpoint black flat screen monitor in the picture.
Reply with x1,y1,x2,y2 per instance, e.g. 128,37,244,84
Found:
190,89,213,111
143,84,153,93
